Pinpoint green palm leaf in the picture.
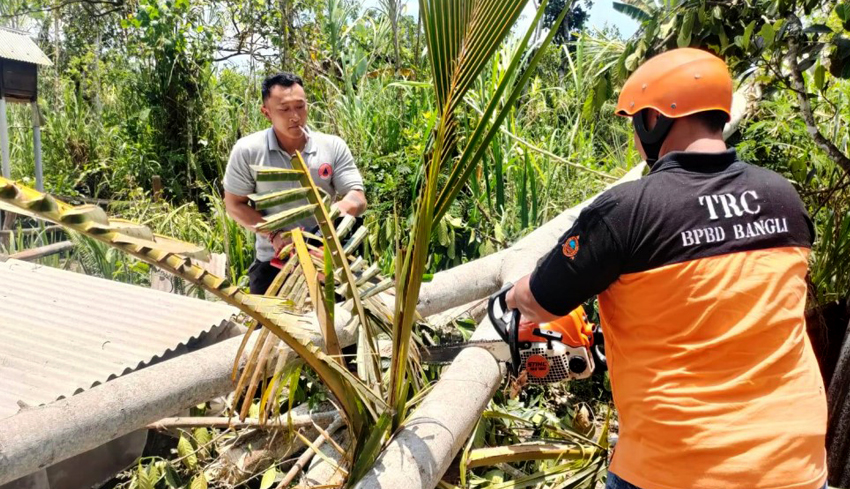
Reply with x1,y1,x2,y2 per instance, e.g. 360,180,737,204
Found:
434,1,569,222
248,187,312,211
612,1,653,22
388,0,569,429
254,203,318,233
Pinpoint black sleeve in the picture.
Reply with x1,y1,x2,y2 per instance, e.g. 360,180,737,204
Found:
529,201,625,317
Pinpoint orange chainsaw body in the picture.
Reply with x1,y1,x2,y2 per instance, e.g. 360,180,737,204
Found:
517,305,595,348
515,305,597,383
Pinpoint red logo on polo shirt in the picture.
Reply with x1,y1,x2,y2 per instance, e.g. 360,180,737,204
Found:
318,163,333,180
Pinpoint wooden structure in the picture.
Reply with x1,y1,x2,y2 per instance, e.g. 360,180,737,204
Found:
0,26,52,190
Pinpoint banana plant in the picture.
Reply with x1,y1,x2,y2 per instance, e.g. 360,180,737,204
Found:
388,0,571,428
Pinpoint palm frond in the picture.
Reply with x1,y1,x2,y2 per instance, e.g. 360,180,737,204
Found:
389,0,568,428
292,227,342,361
254,203,318,233
466,442,590,468
248,187,312,211
434,1,570,222
290,151,384,395
612,1,652,22
0,177,383,446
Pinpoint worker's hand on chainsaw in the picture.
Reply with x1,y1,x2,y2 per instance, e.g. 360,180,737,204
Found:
506,275,560,324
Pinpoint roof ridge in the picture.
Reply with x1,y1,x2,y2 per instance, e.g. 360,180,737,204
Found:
0,25,31,36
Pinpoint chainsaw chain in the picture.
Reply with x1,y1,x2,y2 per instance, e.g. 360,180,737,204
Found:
422,339,507,365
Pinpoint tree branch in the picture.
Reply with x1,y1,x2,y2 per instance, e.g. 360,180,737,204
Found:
787,16,850,176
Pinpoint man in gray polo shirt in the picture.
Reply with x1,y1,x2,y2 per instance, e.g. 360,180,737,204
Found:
223,73,367,293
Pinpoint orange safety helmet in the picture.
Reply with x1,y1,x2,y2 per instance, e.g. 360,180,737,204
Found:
615,48,733,120
615,48,733,165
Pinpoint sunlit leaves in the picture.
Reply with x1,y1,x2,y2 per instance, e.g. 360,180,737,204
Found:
190,473,207,489
177,434,198,471
759,22,775,50
815,64,827,91
677,11,694,47
260,467,277,489
837,3,850,30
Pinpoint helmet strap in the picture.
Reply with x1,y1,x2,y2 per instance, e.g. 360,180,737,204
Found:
633,109,675,167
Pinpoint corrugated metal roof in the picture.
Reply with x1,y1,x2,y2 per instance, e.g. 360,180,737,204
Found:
0,259,240,420
0,27,52,66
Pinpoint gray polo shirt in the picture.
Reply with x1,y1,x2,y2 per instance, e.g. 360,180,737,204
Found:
223,126,364,262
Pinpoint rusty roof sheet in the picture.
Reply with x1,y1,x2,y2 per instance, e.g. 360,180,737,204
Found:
0,259,239,420
0,27,52,66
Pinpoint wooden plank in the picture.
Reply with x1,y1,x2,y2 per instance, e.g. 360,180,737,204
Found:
0,224,62,237
10,240,73,261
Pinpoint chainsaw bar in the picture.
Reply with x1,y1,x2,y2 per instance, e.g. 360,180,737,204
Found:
422,339,511,365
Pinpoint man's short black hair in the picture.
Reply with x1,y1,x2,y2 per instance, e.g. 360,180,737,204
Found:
690,110,729,134
261,72,304,102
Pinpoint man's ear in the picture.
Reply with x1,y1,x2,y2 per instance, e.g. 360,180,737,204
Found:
260,104,271,123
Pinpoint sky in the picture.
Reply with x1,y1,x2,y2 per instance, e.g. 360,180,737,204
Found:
517,0,639,38
217,1,640,69
364,0,639,39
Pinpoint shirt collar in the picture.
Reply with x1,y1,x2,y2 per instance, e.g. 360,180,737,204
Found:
266,126,317,157
650,148,738,174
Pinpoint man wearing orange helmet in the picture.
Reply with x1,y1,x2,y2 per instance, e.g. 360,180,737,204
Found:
506,48,828,489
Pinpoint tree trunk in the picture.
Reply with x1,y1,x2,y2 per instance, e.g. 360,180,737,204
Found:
827,319,850,486
786,17,850,177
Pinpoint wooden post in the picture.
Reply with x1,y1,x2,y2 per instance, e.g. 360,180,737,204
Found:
1,210,15,250
152,175,162,201
31,101,43,191
0,95,9,179
10,241,74,261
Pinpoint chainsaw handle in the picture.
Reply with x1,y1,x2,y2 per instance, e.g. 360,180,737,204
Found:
592,324,608,372
488,283,514,343
488,282,522,377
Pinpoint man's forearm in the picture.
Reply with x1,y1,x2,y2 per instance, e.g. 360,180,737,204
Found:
336,190,367,216
226,201,266,233
506,275,560,324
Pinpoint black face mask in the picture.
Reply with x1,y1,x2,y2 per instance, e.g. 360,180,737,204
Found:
633,109,675,167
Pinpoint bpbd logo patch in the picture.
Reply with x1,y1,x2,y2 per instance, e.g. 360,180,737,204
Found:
562,235,579,260
318,163,333,180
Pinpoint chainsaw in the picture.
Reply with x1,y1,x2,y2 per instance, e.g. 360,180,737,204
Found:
423,283,606,384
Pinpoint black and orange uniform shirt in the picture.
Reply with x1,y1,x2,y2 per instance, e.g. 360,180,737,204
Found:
530,149,827,489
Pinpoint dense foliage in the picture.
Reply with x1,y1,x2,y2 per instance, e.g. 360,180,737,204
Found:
2,0,849,487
